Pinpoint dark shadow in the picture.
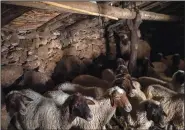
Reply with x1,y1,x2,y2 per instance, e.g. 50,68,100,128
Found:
51,56,88,85
113,31,122,58
3,70,55,95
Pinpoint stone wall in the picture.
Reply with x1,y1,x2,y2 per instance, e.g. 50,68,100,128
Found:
1,17,111,77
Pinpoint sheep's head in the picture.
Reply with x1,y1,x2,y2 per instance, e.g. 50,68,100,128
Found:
145,100,167,128
116,58,126,67
172,70,185,85
172,53,181,66
115,65,129,75
104,86,132,112
5,91,33,117
143,57,154,68
68,93,95,121
112,74,136,98
157,53,166,61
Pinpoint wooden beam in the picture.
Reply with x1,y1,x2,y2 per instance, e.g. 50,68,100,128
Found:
36,13,72,32
1,4,32,27
2,1,180,22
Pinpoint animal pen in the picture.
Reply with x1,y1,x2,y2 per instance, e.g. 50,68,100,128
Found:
1,1,184,130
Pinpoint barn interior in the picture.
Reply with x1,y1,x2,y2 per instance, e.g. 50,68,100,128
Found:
1,1,184,130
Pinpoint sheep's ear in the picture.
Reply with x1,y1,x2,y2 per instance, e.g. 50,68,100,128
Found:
86,99,95,105
162,110,167,117
153,96,164,101
163,56,167,60
19,95,33,115
150,63,154,68
112,78,123,85
145,102,152,110
19,102,27,115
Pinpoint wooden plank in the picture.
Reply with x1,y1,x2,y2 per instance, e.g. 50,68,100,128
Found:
37,13,72,32
2,1,180,22
3,9,60,31
1,4,32,27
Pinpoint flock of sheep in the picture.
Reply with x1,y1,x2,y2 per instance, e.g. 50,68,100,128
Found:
3,48,184,130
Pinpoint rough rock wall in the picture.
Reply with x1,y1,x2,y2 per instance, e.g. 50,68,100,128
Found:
1,17,110,77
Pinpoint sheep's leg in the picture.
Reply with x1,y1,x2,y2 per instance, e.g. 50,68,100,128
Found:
102,125,107,130
144,85,154,99
105,123,113,130
8,115,23,130
111,116,125,129
125,114,135,127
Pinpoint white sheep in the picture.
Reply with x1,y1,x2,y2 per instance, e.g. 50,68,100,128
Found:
45,85,132,129
144,84,184,129
5,89,94,130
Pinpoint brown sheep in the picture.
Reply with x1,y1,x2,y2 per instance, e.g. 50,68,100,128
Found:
72,74,136,98
52,56,87,84
138,70,184,93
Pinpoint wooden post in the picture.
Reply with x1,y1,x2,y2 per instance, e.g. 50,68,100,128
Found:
2,1,180,22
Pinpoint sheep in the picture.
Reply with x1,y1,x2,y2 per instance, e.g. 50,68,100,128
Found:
127,100,167,130
72,73,136,98
53,82,104,100
118,81,167,130
1,105,10,130
156,53,171,67
5,89,94,130
72,74,109,89
159,53,184,70
158,53,184,76
101,69,115,83
131,57,159,78
45,86,132,129
3,70,55,95
52,56,87,84
120,38,151,61
144,84,184,129
53,82,132,111
152,60,167,74
138,70,185,93
100,58,129,84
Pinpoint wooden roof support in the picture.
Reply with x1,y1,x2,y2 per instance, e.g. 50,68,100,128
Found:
1,4,32,27
2,1,180,22
37,13,72,32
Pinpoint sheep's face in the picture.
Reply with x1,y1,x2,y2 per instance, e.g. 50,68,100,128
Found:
69,93,94,121
109,86,132,112
172,70,185,85
172,54,180,66
120,36,130,55
115,65,129,75
116,58,126,67
113,74,136,98
145,101,167,128
5,91,33,116
157,53,166,61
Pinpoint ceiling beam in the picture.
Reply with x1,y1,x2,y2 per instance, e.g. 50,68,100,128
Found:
1,4,32,27
2,1,180,22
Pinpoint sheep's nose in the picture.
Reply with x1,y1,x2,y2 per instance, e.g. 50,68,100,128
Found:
128,91,135,97
124,103,132,112
86,112,93,121
159,121,166,128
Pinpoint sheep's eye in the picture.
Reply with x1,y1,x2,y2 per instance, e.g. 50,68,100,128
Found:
152,110,157,115
74,103,80,108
